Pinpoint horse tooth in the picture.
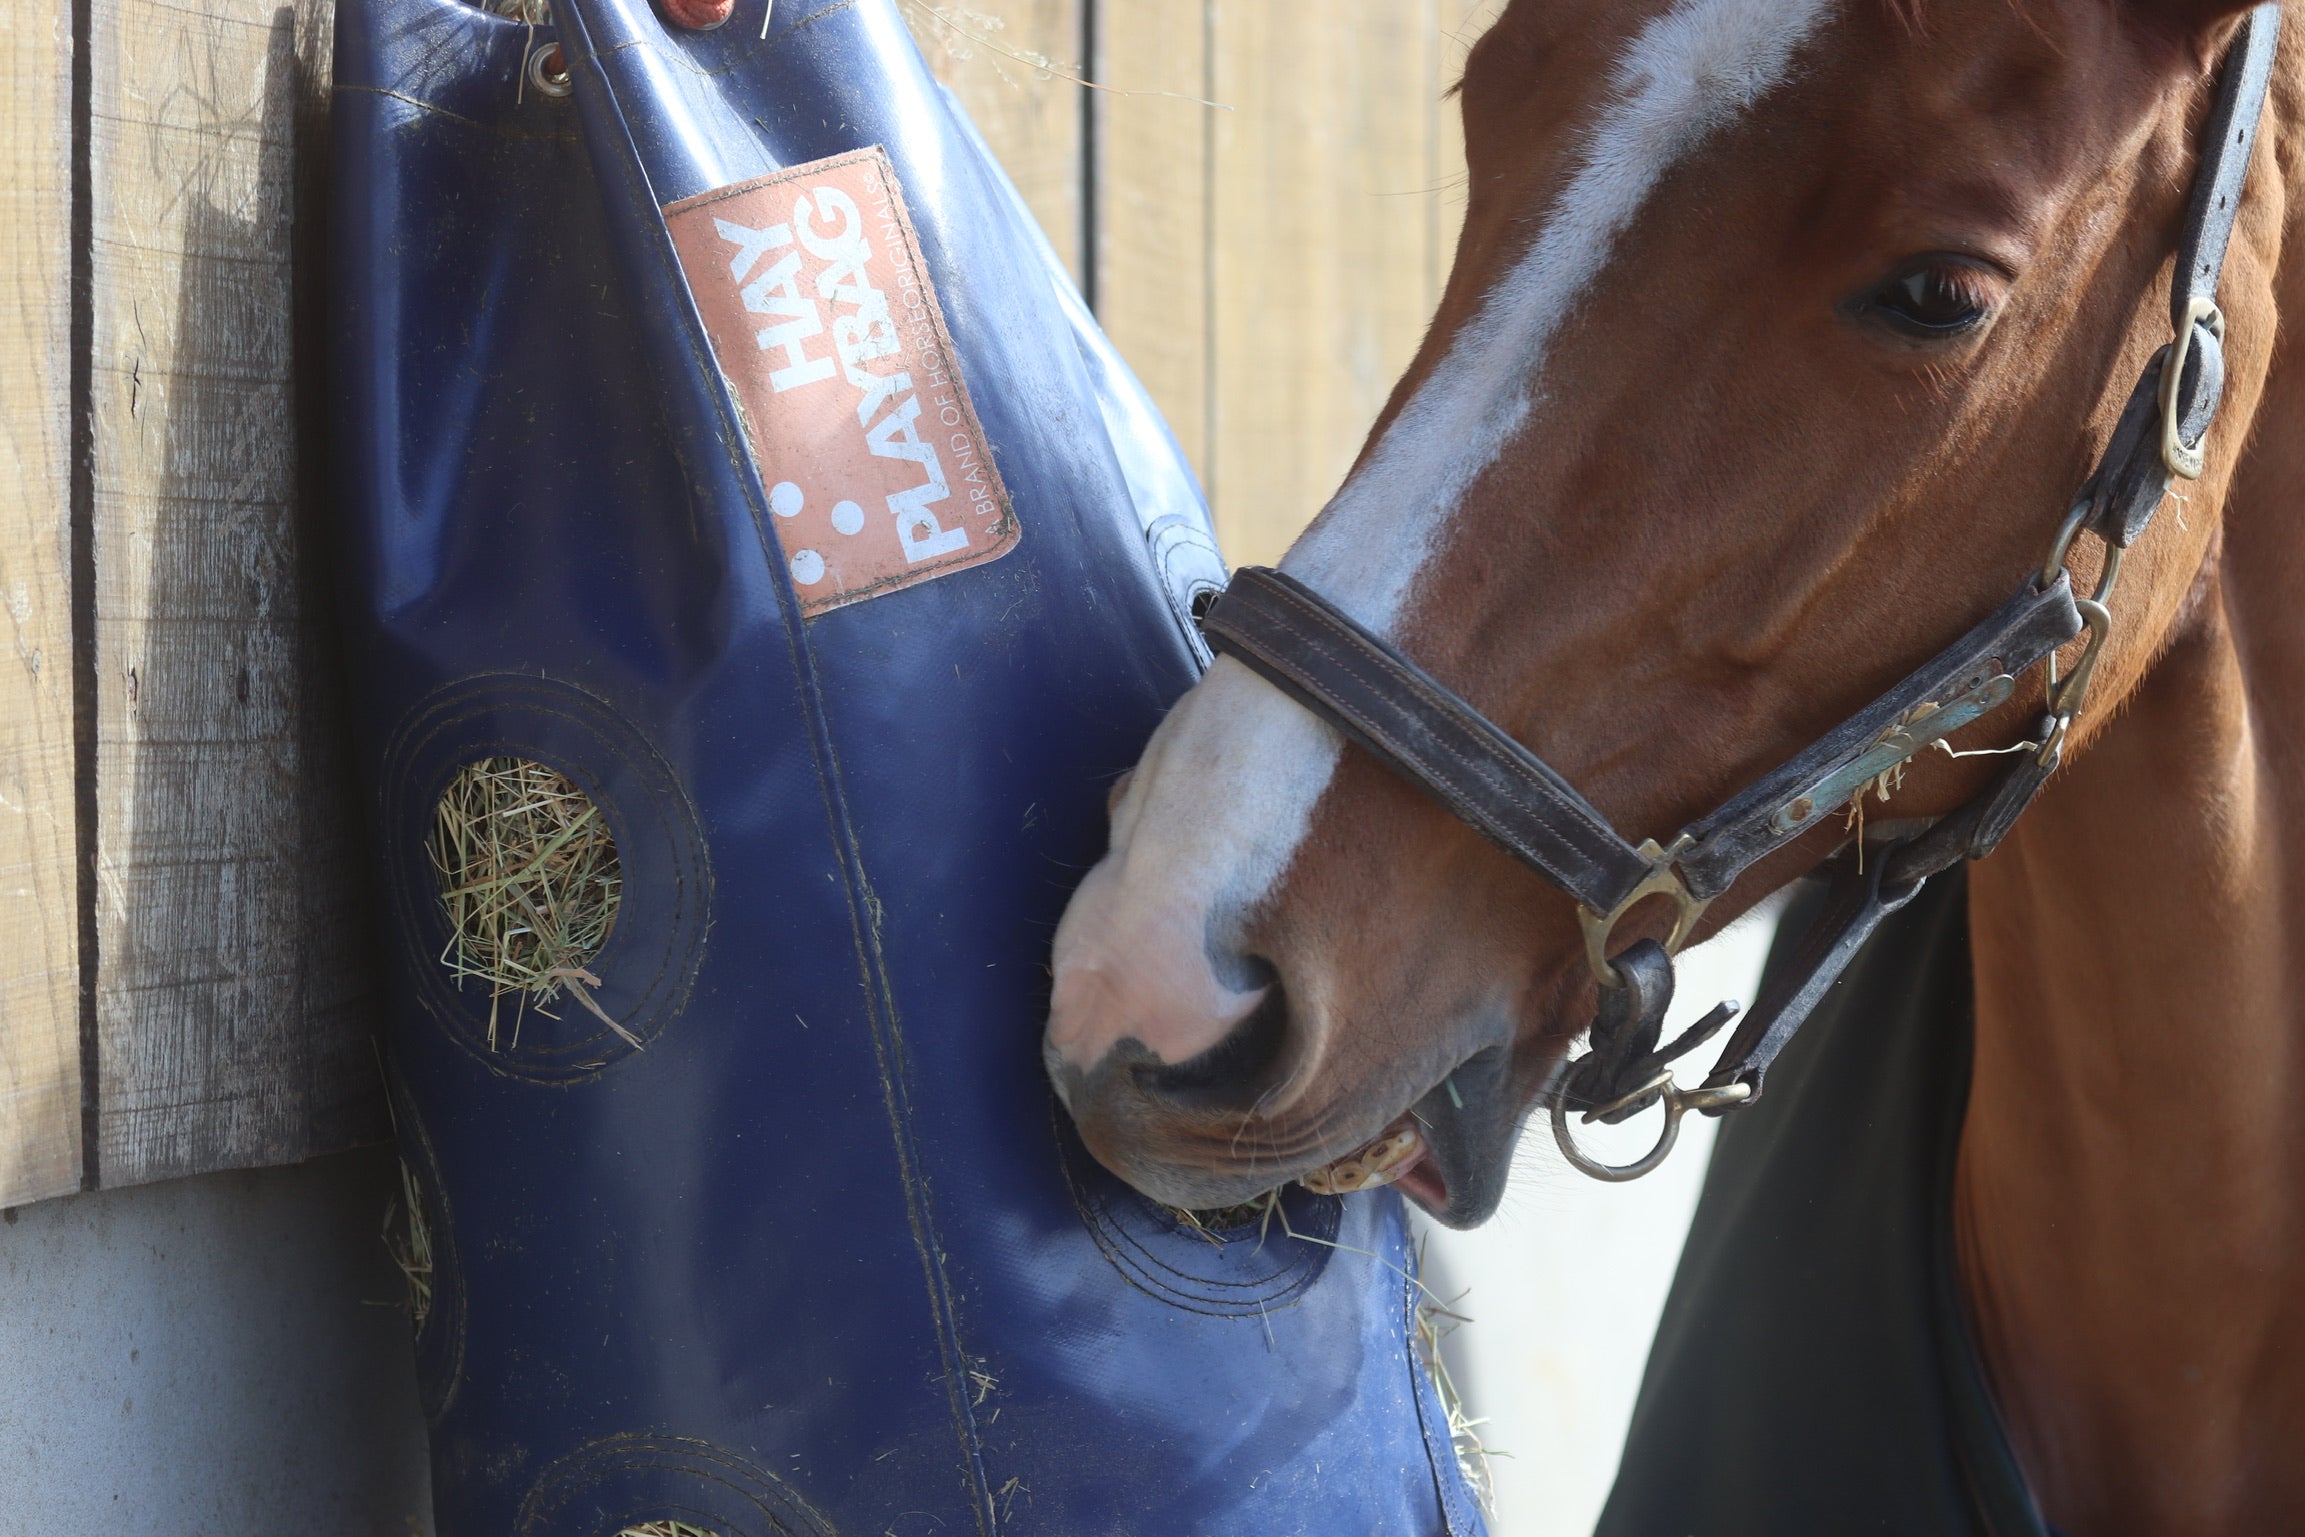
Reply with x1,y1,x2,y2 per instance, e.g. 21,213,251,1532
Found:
1299,1121,1425,1196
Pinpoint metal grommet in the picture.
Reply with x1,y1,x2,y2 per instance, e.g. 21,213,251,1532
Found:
526,41,572,98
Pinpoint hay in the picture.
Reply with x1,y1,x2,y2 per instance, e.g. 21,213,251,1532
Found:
1177,1190,1499,1507
901,3,1037,79
382,1158,434,1332
616,1524,719,1537
1170,1189,1282,1244
1413,1276,1498,1511
429,756,631,1051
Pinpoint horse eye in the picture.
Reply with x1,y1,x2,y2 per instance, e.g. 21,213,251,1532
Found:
1862,258,1995,339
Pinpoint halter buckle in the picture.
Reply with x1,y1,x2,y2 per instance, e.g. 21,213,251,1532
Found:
1577,834,1710,989
2038,524,2123,748
2160,297,2225,480
1549,1070,1752,1182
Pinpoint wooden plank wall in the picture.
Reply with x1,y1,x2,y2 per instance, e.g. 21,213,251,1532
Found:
931,0,1504,566
0,0,84,1207
0,0,1496,1205
905,1,1086,283
1098,0,1504,566
84,0,378,1190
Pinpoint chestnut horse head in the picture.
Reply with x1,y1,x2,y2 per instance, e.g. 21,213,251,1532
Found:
1046,0,2283,1226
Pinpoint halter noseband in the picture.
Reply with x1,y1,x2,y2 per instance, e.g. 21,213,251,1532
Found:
1203,5,2282,1182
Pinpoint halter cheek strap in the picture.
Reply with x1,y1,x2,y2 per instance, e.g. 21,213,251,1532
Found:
1201,2,2282,1181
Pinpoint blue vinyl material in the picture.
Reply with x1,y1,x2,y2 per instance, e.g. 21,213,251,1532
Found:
328,0,1485,1532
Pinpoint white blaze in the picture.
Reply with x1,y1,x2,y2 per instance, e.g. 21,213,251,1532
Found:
1251,0,1834,884
1056,0,1837,1059
1289,0,1836,631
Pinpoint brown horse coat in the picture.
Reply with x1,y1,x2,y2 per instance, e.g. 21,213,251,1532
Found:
1047,3,2305,1528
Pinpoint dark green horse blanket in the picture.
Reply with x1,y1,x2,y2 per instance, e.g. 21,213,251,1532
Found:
1597,871,2054,1537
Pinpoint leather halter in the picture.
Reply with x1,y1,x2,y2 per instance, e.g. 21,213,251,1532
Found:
1203,5,2283,1181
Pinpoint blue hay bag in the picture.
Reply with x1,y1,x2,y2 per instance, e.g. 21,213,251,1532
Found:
330,0,1487,1530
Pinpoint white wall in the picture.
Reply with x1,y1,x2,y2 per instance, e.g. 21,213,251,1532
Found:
1419,905,1779,1537
0,1147,433,1535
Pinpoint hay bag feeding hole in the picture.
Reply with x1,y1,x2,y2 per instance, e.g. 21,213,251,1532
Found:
429,756,633,1052
617,1525,721,1537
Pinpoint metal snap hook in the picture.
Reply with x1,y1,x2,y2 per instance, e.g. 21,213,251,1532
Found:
1550,1071,1752,1182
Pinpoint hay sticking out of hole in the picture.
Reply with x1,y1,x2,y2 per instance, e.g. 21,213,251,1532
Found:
616,1524,720,1537
1413,1266,1497,1512
382,1158,434,1332
429,756,629,1051
1172,1187,1499,1507
1170,1188,1283,1245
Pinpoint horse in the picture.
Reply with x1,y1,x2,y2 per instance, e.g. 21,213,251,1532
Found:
1042,0,2305,1529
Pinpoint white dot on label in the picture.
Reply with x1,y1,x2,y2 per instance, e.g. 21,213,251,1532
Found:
770,481,804,519
789,549,826,585
831,500,865,536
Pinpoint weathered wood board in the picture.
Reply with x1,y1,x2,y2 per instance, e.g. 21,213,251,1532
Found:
1098,0,1504,566
1094,0,1213,476
0,0,1495,1200
83,0,379,1188
1204,0,1445,567
0,0,85,1208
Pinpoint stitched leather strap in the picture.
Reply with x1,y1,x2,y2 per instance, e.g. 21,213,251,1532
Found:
1698,844,1927,1105
2176,6,2281,324
1202,566,1656,915
1206,564,2083,914
1674,575,2082,901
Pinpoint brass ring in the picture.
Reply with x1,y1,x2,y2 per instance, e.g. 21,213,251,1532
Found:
2160,296,2225,481
1550,1074,1752,1183
2038,496,2093,590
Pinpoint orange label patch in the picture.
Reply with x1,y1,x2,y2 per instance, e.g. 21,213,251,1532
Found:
665,148,1017,616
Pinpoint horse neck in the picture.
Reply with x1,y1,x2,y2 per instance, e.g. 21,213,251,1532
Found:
1958,238,2305,1531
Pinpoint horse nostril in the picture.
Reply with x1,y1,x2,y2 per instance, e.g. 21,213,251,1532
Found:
1140,973,1291,1110
1207,943,1276,997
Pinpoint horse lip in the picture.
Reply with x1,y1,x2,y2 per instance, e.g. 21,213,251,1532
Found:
1393,1143,1450,1211
1394,1046,1518,1229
